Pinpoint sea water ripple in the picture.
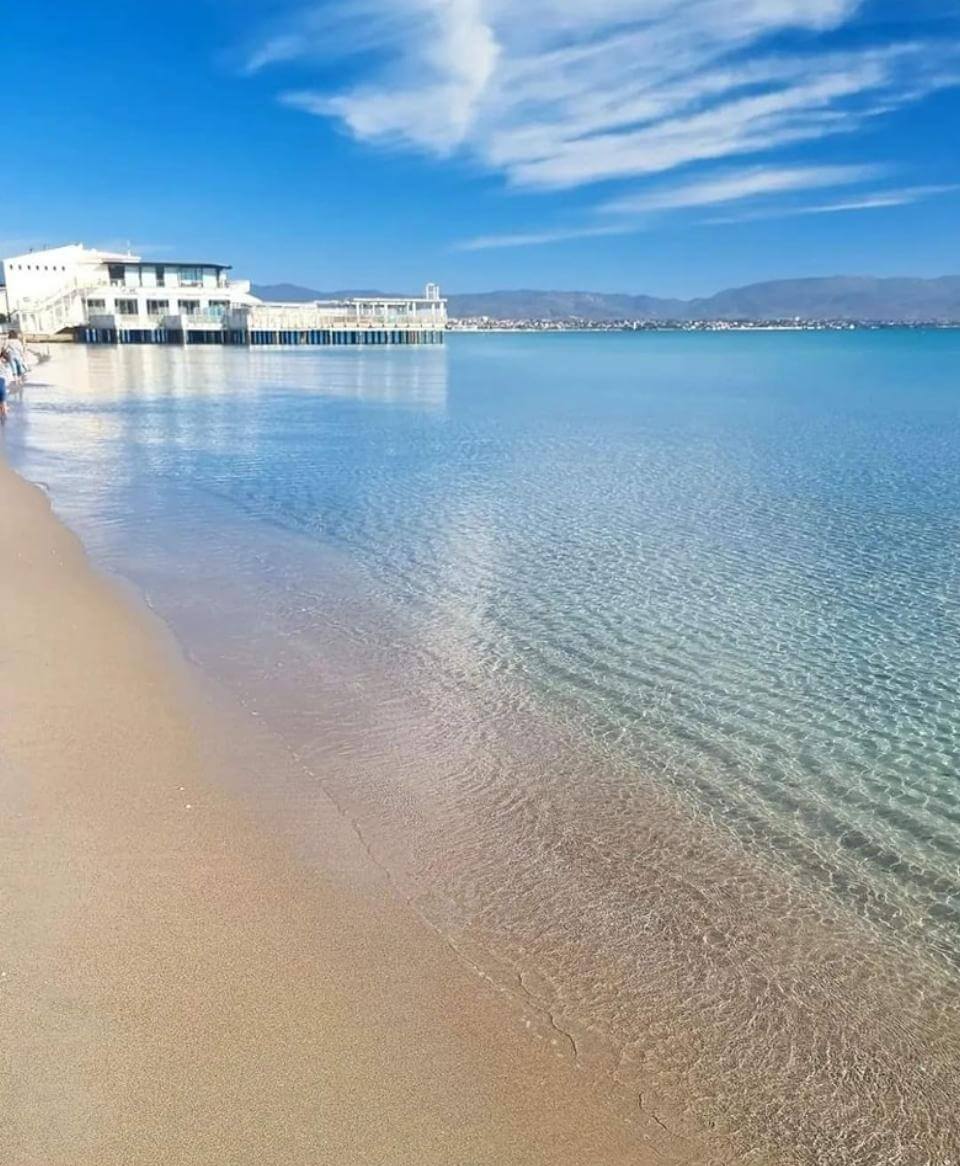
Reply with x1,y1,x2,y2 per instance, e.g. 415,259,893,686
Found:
9,332,960,1163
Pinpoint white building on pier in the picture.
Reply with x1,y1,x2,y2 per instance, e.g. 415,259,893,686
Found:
1,244,446,346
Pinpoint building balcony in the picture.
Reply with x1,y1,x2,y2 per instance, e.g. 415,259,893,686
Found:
174,312,228,326
86,309,233,326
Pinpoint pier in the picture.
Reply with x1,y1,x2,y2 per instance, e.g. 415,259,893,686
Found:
79,317,445,348
79,294,446,346
78,328,446,346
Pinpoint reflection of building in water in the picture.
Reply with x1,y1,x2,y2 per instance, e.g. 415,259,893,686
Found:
1,244,446,347
280,347,449,410
36,340,449,417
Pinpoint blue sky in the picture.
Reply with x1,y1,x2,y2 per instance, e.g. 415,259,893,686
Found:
3,1,959,295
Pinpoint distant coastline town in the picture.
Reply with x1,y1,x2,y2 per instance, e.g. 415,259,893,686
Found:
258,274,960,332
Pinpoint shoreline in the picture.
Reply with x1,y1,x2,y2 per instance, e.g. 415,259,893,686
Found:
0,456,690,1164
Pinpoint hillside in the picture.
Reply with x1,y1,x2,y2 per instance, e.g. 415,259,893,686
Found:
251,276,960,322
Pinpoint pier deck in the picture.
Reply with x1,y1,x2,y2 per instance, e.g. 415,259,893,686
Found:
79,299,445,346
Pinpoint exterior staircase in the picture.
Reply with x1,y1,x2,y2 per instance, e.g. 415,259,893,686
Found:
13,280,87,337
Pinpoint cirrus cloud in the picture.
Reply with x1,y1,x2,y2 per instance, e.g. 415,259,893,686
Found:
249,2,957,182
244,0,960,244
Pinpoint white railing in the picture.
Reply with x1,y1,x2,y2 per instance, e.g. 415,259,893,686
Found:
241,304,447,330
87,311,228,327
85,273,233,291
177,312,228,325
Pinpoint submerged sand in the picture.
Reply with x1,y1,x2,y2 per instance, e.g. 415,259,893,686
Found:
0,458,712,1164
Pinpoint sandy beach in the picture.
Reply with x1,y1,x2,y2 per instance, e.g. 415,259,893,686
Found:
0,456,703,1165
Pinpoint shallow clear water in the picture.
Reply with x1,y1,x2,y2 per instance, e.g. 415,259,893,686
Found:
8,334,960,1163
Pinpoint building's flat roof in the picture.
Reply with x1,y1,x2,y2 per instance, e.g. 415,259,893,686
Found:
116,259,232,270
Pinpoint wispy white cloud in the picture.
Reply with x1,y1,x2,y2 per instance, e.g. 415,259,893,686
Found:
248,1,958,184
457,170,951,246
601,163,885,214
245,34,309,75
276,0,500,153
704,184,958,222
456,162,890,248
244,1,960,245
456,223,631,251
490,46,950,188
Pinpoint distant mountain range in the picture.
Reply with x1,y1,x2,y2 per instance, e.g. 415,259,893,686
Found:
252,276,960,322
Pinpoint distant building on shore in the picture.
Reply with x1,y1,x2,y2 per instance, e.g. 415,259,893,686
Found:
0,244,446,346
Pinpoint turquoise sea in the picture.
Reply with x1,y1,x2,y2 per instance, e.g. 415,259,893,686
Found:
8,332,960,1163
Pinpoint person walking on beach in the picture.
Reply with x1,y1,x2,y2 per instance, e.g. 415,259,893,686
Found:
0,331,28,413
3,330,28,383
0,348,11,424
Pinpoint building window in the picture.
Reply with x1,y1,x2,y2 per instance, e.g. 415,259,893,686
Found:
115,299,138,316
146,299,169,315
178,267,201,286
108,264,126,286
86,299,106,311
207,300,229,316
178,299,198,315
156,266,165,287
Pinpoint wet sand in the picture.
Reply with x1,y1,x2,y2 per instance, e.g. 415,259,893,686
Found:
0,458,711,1164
